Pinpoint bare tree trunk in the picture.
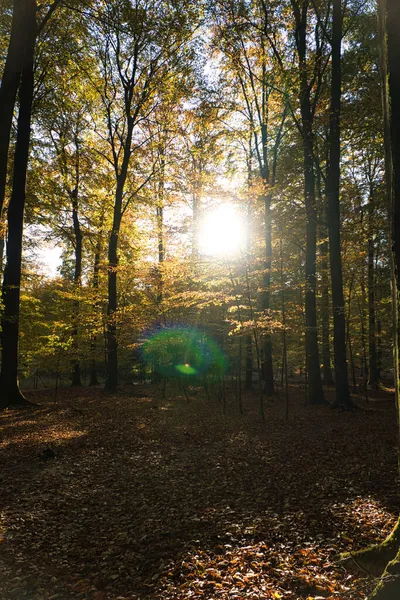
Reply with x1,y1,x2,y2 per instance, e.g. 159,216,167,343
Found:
327,0,352,409
105,110,134,391
295,1,326,405
106,185,122,391
280,238,289,420
89,231,101,386
367,187,379,386
261,191,274,396
0,0,36,408
71,189,82,386
0,0,25,219
361,2,400,596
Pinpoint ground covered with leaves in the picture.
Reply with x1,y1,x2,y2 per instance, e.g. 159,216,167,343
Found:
0,384,398,599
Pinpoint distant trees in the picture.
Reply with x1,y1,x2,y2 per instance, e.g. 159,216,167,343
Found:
0,0,396,409
92,0,199,390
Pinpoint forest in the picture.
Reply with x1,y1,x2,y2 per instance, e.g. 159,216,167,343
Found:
0,0,400,598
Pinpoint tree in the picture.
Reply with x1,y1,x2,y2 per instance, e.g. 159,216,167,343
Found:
0,0,65,407
290,0,326,404
92,0,198,391
326,0,353,408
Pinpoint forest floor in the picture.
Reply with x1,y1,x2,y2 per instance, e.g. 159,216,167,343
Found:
0,383,399,600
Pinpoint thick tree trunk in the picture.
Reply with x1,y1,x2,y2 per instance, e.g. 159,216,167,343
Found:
295,2,326,405
386,0,400,447
105,188,122,391
0,0,36,408
363,1,400,596
326,0,352,409
316,145,334,386
304,144,325,405
0,0,25,219
105,104,133,391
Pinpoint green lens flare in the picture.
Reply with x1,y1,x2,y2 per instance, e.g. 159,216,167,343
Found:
142,327,226,379
175,363,197,375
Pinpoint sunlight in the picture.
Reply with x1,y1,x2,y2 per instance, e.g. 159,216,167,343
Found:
198,204,246,257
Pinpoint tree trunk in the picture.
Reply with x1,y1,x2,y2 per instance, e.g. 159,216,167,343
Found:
362,1,400,596
295,1,326,405
326,0,352,409
317,169,334,386
261,192,274,396
105,103,134,391
0,0,36,408
320,234,334,386
367,188,379,386
386,0,400,451
192,189,200,258
0,0,25,219
89,233,101,386
245,334,253,390
71,190,82,386
105,185,122,391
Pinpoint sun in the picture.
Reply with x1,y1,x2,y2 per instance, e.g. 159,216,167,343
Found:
198,204,246,257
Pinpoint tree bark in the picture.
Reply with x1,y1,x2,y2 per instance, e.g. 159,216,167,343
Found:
105,183,122,391
89,229,102,386
105,104,134,391
367,187,379,386
293,0,326,405
261,192,274,396
71,189,82,386
363,0,400,596
0,0,36,408
317,168,334,386
326,0,352,409
0,0,25,219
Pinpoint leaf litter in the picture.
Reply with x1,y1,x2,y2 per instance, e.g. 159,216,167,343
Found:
0,384,398,599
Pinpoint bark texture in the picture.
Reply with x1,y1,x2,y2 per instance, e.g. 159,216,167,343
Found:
0,0,36,408
294,0,325,405
0,0,25,218
326,0,352,408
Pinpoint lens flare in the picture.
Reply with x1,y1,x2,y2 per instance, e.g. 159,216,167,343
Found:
141,327,226,379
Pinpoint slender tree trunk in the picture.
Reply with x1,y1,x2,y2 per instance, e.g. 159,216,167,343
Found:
0,0,36,408
320,235,334,385
0,234,5,279
245,160,253,391
327,0,352,409
71,190,82,386
192,186,201,258
280,238,289,420
261,192,274,396
367,188,379,386
89,233,101,386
